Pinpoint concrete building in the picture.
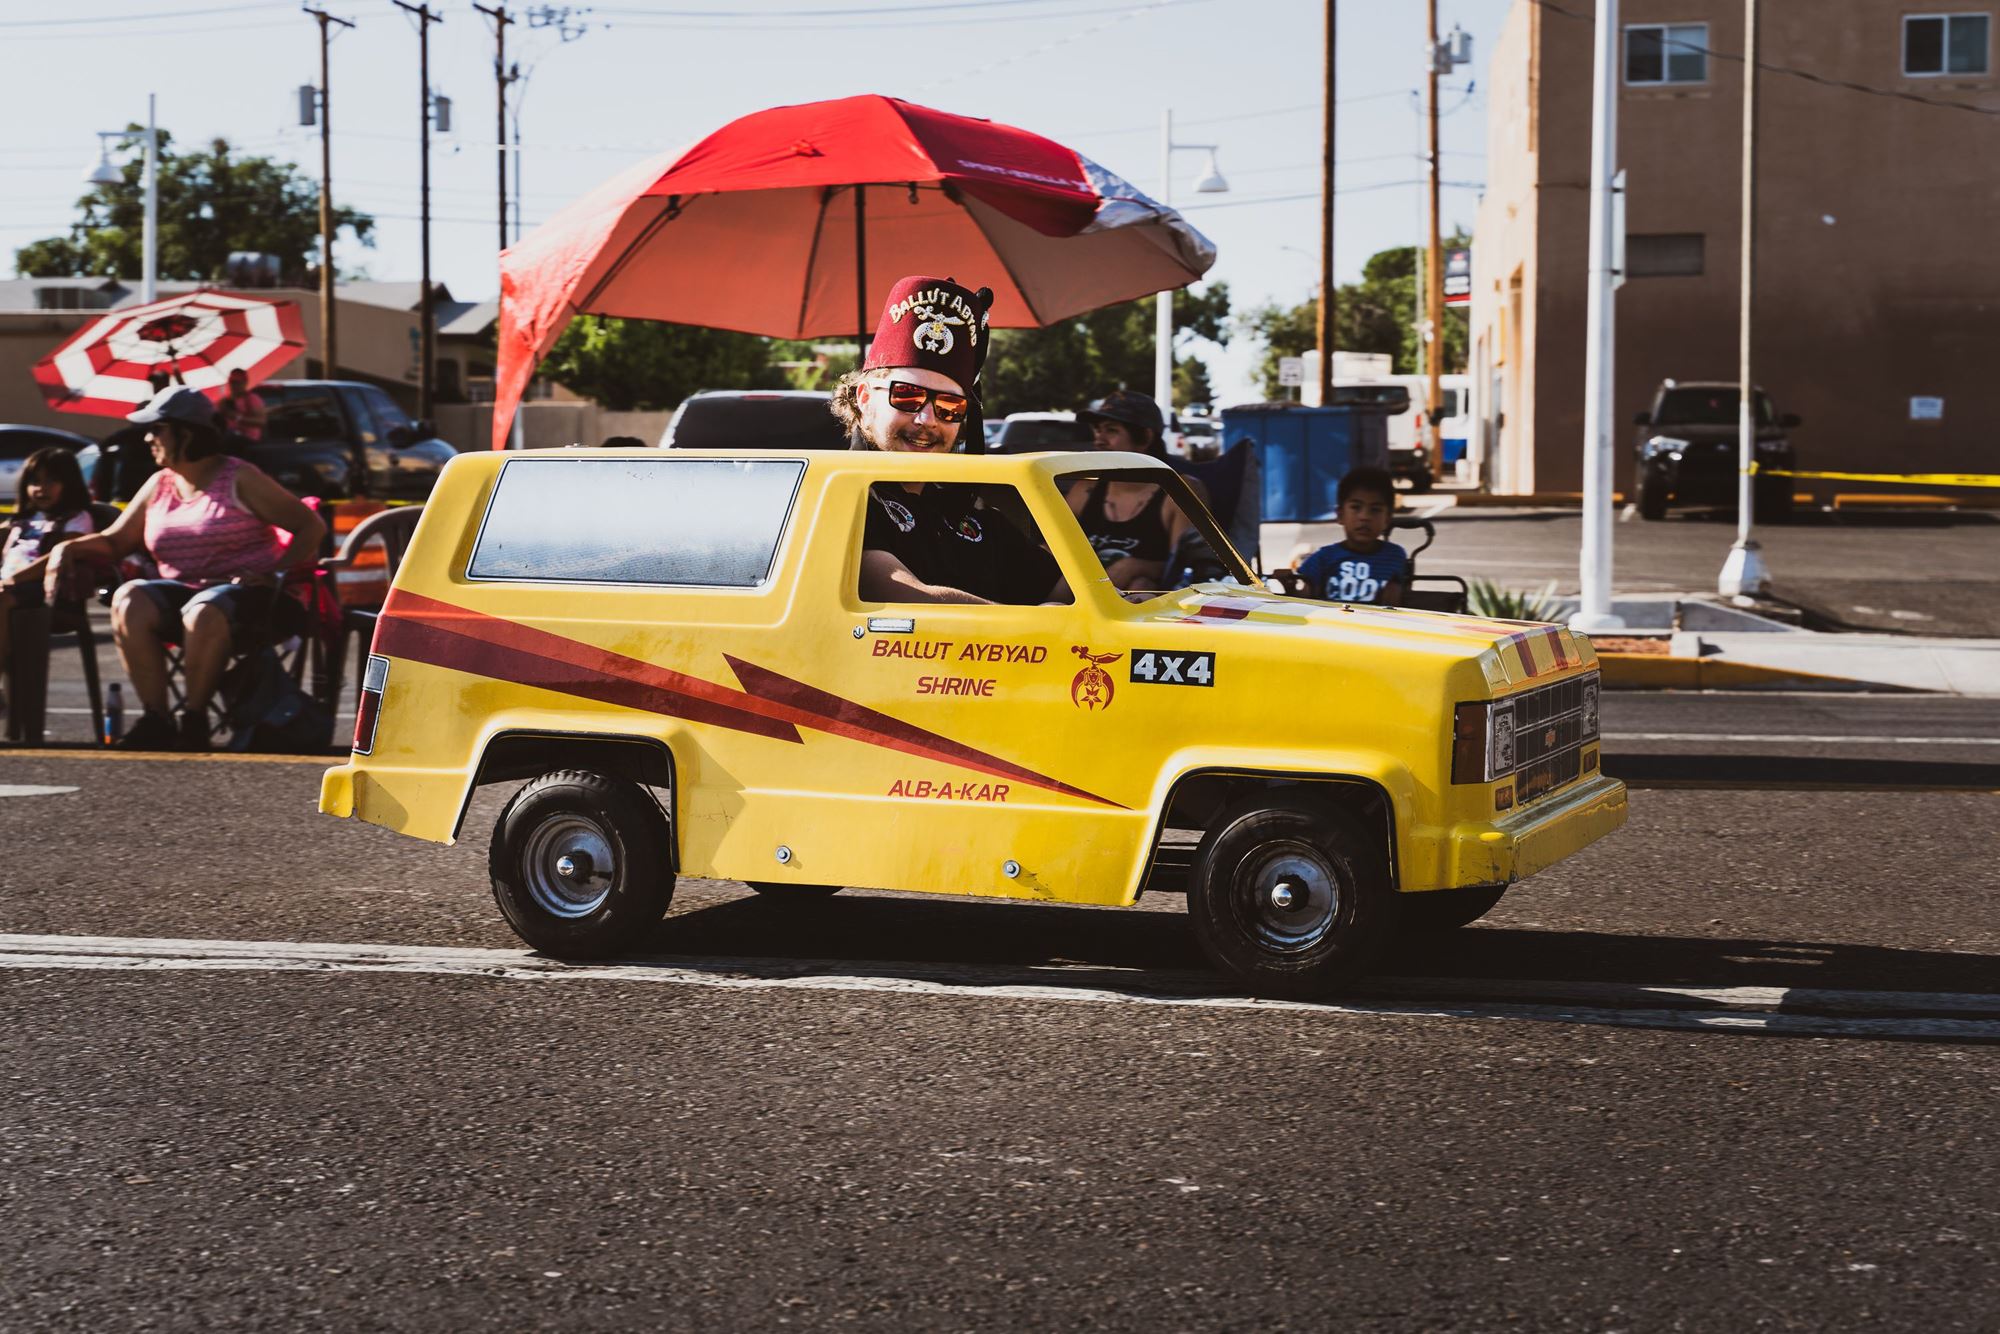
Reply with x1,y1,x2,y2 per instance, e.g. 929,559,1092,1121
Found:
1469,1,2000,495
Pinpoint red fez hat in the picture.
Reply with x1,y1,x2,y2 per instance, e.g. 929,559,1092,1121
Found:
862,275,994,392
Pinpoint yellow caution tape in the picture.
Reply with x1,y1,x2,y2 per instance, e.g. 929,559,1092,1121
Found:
1746,463,2000,488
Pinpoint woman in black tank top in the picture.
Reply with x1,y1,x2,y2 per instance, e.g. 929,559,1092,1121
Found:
1069,392,1198,590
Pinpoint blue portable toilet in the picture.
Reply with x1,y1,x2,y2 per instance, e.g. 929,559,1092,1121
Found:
1218,401,1393,524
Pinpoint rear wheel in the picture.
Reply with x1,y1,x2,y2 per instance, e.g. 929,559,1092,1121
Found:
1187,793,1394,998
488,769,674,958
1636,472,1669,521
746,882,844,899
1396,884,1506,934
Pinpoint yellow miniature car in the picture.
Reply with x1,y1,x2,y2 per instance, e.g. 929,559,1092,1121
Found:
320,448,1625,997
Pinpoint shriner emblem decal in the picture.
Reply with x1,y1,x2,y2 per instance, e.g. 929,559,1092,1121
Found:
1070,645,1122,711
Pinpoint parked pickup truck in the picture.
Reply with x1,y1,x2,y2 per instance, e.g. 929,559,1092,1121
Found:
320,447,1625,996
86,379,458,503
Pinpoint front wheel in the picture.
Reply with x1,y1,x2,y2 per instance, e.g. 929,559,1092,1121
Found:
1187,793,1394,998
488,769,674,958
1636,472,1669,521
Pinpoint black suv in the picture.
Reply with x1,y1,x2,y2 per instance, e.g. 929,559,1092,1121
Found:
1632,380,1801,521
83,380,458,503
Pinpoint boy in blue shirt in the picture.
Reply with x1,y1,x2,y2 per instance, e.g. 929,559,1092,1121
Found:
1296,466,1409,606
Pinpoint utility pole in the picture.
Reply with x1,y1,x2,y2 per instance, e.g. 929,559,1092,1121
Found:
304,7,352,378
394,1,442,419
1424,0,1449,483
1316,0,1336,408
1720,0,1770,598
1572,0,1626,632
474,3,513,254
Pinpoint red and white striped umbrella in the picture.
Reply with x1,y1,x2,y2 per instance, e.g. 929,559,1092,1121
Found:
31,289,308,418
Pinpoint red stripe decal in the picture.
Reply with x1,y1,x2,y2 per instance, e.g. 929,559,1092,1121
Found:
723,655,1122,808
374,591,1122,808
1540,626,1569,670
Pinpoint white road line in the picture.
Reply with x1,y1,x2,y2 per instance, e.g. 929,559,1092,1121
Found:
0,785,80,798
1604,733,2000,745
1,934,1994,1043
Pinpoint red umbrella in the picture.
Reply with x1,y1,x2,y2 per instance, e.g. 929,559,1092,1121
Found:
493,94,1216,448
31,289,307,418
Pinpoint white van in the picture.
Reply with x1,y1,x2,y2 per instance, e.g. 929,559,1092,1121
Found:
1336,374,1468,492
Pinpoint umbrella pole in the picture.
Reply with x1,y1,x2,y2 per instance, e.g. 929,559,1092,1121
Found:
854,184,869,360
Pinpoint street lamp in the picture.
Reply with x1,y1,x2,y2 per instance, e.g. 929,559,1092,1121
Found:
83,94,160,305
1155,109,1228,412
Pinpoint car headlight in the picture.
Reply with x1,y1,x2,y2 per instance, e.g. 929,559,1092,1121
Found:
1452,699,1517,783
1754,436,1788,454
1642,435,1689,460
1582,680,1600,740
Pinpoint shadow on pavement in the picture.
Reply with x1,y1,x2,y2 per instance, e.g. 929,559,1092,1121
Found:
1604,753,2000,791
643,888,1998,999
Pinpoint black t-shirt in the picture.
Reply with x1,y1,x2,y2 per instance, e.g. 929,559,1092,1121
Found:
863,483,1062,605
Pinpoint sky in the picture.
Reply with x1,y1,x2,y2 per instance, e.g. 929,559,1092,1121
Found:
0,0,1513,403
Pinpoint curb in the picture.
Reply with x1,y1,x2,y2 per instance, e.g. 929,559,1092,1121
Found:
1594,652,1904,692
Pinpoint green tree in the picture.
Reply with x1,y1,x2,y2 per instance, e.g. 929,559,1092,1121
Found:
541,316,779,411
1242,236,1468,399
14,129,373,284
982,282,1230,416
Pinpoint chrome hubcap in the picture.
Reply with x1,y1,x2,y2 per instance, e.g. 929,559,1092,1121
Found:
1239,843,1340,953
524,816,616,918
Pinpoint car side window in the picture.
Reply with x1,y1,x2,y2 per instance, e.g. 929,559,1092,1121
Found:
354,387,412,445
470,456,804,587
859,481,1067,606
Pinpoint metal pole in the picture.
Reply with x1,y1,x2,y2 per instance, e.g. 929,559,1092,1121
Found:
854,184,869,356
1720,0,1769,598
1425,0,1445,481
475,4,512,253
1155,107,1174,411
1572,0,1626,632
1316,1,1336,407
306,9,351,378
142,94,158,304
395,2,441,419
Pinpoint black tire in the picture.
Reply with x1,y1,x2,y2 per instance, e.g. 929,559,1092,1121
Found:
1406,470,1433,494
488,769,674,959
1636,473,1669,521
746,882,844,899
1396,884,1506,934
1187,792,1395,998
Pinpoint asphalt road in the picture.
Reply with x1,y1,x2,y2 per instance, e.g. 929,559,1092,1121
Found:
3,693,1996,1331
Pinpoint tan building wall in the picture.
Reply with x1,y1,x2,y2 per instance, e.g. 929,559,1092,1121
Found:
1472,0,2000,495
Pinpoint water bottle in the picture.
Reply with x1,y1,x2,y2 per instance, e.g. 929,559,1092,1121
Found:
103,683,123,745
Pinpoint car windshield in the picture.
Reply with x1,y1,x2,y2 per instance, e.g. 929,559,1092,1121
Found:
1054,467,1257,595
0,430,87,460
1655,387,1775,427
258,385,348,442
670,395,846,450
998,419,1093,451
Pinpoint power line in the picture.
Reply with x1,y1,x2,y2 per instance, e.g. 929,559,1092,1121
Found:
594,0,1142,16
0,2,287,27
1175,178,1484,211
1528,0,2000,121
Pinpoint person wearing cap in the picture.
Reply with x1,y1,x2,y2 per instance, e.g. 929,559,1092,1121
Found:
832,274,1063,606
45,386,327,750
1068,389,1200,591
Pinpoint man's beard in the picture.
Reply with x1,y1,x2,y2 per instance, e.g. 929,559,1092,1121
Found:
867,420,952,452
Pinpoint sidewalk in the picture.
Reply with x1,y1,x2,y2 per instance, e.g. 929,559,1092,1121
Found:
1570,595,2000,695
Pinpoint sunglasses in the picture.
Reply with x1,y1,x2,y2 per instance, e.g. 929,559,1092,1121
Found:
883,380,970,424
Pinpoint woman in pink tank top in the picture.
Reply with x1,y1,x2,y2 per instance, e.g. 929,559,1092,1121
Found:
46,387,327,750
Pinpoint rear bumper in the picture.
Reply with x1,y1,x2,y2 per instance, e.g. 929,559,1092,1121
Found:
320,763,356,817
1443,774,1627,885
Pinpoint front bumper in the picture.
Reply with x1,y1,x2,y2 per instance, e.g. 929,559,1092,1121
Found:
1442,774,1627,886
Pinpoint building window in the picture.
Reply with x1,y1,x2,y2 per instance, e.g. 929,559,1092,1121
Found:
1625,233,1705,278
1904,13,1990,76
1625,23,1708,85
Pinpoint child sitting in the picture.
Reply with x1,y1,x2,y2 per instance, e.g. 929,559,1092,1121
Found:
1,446,99,714
1295,465,1408,606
